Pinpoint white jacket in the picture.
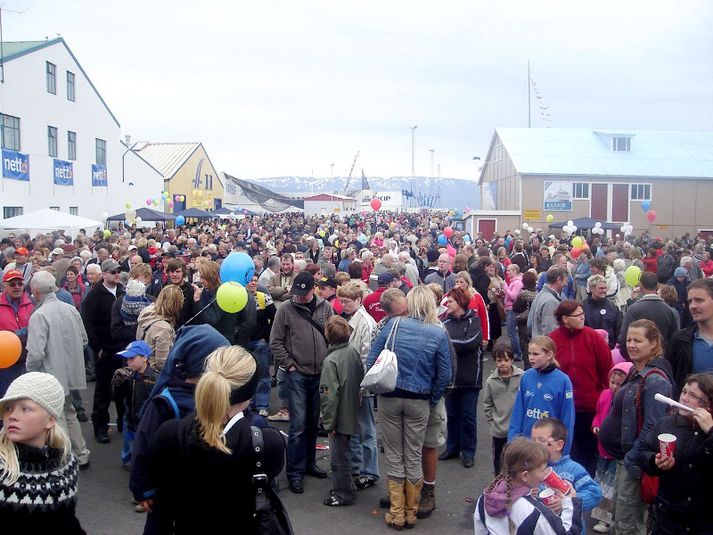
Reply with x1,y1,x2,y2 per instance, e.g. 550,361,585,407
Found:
474,494,582,535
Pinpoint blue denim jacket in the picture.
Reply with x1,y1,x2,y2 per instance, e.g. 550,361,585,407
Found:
366,317,452,405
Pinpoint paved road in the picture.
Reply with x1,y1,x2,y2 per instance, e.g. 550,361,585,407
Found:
74,359,499,534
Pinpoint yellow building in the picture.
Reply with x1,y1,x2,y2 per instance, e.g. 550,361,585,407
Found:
131,142,224,211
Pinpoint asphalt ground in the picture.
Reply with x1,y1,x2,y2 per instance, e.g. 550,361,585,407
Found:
74,358,499,535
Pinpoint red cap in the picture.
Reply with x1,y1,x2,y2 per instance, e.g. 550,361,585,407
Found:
15,247,28,256
2,269,24,283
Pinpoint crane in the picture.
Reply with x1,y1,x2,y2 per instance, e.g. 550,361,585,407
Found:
343,151,360,193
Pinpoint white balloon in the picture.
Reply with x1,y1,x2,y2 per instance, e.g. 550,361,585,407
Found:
572,225,578,233
135,216,143,224
522,223,529,230
595,222,602,228
567,220,574,227
527,226,534,233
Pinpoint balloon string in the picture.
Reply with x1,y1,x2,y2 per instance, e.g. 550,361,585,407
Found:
182,296,218,327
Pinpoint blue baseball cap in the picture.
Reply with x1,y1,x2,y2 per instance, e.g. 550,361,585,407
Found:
118,340,151,359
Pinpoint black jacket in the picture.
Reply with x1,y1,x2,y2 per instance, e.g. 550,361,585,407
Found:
665,325,696,398
583,296,622,349
443,309,483,388
468,265,491,306
113,365,158,429
618,294,678,360
81,283,125,354
149,413,285,534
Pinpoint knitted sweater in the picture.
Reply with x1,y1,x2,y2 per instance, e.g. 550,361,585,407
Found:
0,444,84,533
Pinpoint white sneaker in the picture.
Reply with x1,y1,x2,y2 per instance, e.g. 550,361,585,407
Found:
267,409,290,422
592,521,610,533
258,409,269,417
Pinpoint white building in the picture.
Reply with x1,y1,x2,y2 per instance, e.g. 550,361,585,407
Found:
303,193,357,217
0,38,163,222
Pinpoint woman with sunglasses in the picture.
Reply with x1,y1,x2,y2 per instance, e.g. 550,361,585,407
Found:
638,372,713,534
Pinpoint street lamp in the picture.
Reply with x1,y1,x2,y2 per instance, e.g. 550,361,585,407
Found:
121,134,132,183
330,163,335,180
410,125,418,176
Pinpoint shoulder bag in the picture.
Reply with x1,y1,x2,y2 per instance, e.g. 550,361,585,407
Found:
360,318,400,394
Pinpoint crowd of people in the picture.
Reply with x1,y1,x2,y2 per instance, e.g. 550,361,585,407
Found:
0,210,712,534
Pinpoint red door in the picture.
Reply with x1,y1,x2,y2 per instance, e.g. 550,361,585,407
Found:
611,184,629,222
478,219,496,241
591,184,608,221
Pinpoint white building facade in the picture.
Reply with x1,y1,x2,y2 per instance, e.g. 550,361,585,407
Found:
0,38,163,222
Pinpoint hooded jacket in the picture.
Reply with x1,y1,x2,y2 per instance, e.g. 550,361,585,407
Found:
592,361,633,459
665,325,698,398
319,343,364,435
136,305,176,372
482,365,525,438
442,308,483,388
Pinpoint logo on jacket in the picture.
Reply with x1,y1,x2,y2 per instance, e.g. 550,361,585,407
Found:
543,393,553,401
526,408,550,419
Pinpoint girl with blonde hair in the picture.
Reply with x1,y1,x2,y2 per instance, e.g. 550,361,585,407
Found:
149,345,286,533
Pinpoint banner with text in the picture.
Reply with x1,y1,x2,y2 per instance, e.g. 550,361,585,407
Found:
543,181,572,211
2,149,30,181
53,159,74,186
91,164,108,187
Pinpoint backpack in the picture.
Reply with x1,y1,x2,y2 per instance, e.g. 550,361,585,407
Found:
635,367,669,504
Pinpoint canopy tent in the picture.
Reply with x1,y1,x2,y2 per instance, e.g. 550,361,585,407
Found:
214,206,257,217
0,208,103,233
106,208,176,222
548,216,621,231
174,208,214,219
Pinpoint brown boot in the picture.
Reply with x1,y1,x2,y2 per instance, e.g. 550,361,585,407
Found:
416,482,435,519
404,479,423,528
385,479,405,530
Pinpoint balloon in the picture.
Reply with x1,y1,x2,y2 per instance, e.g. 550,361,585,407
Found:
646,210,657,223
180,195,185,202
437,234,448,246
595,221,602,228
370,198,382,211
103,229,111,238
443,226,454,238
318,230,326,237
125,202,132,209
641,200,651,212
146,198,152,206
216,282,249,313
135,217,143,224
175,215,186,226
527,226,534,233
570,247,581,259
168,201,174,208
567,220,574,227
0,331,22,369
571,225,578,233
446,244,457,257
174,194,181,201
624,265,642,287
152,199,160,207
571,236,584,248
546,214,554,223
220,252,255,286
522,223,529,230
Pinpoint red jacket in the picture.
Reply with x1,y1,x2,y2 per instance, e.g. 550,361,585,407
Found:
548,324,612,412
0,292,34,334
363,287,387,322
642,256,658,273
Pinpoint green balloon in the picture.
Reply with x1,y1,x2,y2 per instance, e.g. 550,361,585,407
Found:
216,281,248,313
624,265,642,287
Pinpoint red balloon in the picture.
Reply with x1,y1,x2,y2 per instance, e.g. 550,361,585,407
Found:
646,210,657,223
370,198,382,211
0,331,22,369
570,247,582,259
443,226,454,238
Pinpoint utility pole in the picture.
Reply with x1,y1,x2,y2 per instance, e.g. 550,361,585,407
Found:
527,61,531,128
410,125,418,176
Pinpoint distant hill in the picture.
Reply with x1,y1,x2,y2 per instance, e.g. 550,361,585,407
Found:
246,176,481,210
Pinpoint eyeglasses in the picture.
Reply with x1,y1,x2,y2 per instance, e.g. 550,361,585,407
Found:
5,280,24,287
681,387,709,407
105,269,120,275
566,312,585,318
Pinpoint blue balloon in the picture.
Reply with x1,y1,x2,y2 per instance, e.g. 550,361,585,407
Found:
220,252,255,286
641,200,651,213
437,234,448,246
175,215,186,226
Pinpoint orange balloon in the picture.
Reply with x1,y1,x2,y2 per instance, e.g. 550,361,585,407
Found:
0,331,22,369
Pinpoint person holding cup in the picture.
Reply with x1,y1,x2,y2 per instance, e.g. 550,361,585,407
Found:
637,372,713,534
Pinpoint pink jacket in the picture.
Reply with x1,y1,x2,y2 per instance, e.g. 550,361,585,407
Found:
592,361,633,459
503,275,523,311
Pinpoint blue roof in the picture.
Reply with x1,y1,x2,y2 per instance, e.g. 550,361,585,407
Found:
493,128,713,179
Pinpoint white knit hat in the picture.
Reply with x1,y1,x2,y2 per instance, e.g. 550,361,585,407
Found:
0,372,65,419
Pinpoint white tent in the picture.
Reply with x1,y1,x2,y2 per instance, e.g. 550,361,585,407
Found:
0,209,103,235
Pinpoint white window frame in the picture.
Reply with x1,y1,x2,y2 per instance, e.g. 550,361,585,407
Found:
491,143,503,162
572,182,590,200
630,183,651,201
611,136,631,152
1,113,21,150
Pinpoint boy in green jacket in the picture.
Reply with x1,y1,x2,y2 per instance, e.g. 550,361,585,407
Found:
319,316,364,507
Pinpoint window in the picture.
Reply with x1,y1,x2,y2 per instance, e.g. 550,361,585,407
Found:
611,136,631,152
49,206,60,211
0,113,21,150
630,184,651,201
46,62,56,94
572,183,589,199
69,206,79,216
3,207,23,218
48,126,58,158
95,138,106,165
68,131,77,160
66,71,75,102
205,174,213,190
492,143,503,162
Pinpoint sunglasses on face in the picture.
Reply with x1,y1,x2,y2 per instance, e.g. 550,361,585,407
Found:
105,269,120,275
6,280,24,287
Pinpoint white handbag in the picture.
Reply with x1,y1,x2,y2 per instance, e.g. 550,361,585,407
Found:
360,318,400,394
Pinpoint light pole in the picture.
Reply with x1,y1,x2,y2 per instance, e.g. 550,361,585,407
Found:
410,125,418,176
330,163,335,180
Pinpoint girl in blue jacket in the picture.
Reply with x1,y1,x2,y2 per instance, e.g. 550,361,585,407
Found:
507,335,575,454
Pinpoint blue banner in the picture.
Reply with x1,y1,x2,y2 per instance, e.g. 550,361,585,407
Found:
53,159,74,186
91,164,108,187
2,149,30,181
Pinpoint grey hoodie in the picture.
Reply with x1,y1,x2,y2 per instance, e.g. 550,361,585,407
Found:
482,365,524,438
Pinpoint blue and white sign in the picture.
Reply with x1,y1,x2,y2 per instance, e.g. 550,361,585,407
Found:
543,181,572,211
91,164,108,187
2,149,30,181
53,159,74,186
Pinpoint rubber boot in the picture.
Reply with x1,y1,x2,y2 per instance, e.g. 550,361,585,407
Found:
404,479,423,529
416,482,435,519
379,495,391,509
385,479,405,530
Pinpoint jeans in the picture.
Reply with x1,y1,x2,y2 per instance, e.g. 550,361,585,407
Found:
286,371,320,481
349,395,379,479
91,349,123,432
121,416,136,465
505,310,522,359
614,460,645,535
276,367,289,409
445,388,480,460
331,432,356,503
571,411,598,477
247,340,272,412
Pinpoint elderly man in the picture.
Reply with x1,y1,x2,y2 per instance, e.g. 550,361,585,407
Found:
528,266,567,337
425,253,456,293
26,270,91,469
4,246,33,286
0,269,34,395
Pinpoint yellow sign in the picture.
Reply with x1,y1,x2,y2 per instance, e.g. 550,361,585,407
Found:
523,210,541,221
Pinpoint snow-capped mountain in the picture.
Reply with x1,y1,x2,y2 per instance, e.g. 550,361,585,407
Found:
246,176,480,210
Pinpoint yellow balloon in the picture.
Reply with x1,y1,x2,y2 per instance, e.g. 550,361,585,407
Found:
216,282,248,313
103,229,111,238
571,236,584,248
546,214,554,223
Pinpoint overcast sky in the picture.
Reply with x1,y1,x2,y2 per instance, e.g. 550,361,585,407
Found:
5,0,713,180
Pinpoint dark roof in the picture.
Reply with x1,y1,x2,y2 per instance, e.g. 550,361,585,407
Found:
106,208,177,222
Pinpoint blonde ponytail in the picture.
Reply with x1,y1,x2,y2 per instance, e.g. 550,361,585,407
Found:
195,346,257,454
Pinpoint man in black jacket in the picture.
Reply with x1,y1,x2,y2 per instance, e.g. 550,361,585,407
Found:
81,258,125,443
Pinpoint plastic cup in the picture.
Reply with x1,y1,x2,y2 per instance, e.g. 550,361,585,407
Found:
538,488,558,506
543,467,570,494
658,433,677,457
